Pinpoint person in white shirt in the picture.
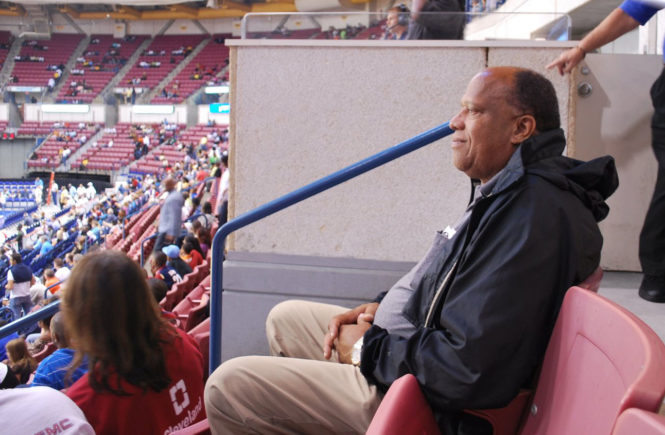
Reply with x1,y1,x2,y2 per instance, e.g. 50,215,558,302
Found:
0,386,95,434
216,151,229,226
6,253,35,319
54,257,70,284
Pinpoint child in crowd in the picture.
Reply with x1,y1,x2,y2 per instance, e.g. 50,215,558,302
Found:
26,309,55,353
162,244,192,278
196,227,211,258
151,251,182,290
5,337,37,384
180,240,203,269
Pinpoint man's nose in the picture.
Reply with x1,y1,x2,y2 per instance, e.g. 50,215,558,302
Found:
450,111,464,130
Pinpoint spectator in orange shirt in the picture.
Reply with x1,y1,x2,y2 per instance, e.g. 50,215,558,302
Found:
44,269,60,295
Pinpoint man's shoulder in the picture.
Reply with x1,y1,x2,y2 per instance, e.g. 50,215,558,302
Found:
41,348,74,366
516,172,588,210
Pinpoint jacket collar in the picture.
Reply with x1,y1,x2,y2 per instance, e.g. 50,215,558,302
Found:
480,129,566,198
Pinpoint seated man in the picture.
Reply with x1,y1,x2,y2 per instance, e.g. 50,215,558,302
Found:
204,67,618,433
31,312,88,391
150,251,183,290
162,244,192,279
383,4,410,40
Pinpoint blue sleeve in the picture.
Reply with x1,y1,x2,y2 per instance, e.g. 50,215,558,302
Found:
620,1,659,25
31,356,65,390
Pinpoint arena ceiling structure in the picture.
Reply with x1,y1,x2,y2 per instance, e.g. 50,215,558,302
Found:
0,0,372,20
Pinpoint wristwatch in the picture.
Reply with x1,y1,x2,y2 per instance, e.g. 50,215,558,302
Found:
351,337,364,366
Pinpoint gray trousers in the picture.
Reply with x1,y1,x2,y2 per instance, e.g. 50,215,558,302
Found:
204,300,383,434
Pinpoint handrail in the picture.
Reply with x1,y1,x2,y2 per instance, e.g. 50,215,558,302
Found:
209,121,453,373
140,233,158,267
0,299,60,338
42,277,67,300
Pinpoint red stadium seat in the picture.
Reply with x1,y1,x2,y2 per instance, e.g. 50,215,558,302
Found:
367,286,665,435
612,408,665,435
187,317,210,378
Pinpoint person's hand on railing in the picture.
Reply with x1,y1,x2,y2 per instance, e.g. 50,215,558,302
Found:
323,302,378,360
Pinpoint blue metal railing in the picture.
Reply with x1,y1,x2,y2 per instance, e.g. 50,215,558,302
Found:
209,121,453,373
140,233,158,268
0,299,60,338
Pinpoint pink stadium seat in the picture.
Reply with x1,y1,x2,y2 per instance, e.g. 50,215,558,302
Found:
161,274,195,312
612,408,665,435
187,317,210,378
182,293,209,332
188,316,210,336
367,286,665,435
366,374,440,435
173,285,207,326
520,286,665,434
194,261,209,284
199,274,211,290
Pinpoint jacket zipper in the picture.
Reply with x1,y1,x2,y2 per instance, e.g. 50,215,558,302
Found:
424,259,458,327
423,188,492,328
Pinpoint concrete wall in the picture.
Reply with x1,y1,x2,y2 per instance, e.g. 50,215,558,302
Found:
572,53,662,272
227,39,574,263
221,251,413,360
0,139,35,178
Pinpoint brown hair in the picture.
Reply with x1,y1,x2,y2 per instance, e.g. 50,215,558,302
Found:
6,338,38,375
63,250,175,394
196,227,211,247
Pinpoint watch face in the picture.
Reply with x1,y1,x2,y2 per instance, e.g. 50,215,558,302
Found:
352,338,363,366
352,348,361,366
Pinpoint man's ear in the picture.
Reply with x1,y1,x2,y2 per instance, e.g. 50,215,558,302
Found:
511,114,537,144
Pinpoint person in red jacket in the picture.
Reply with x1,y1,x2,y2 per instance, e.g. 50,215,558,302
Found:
63,250,206,435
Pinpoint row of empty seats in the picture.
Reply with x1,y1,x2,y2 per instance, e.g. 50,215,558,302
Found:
26,123,101,169
118,34,206,91
71,123,158,172
56,34,148,103
151,35,231,104
177,123,227,145
17,121,57,137
129,143,187,175
0,31,11,71
11,34,84,87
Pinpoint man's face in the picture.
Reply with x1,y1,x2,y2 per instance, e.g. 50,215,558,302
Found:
387,11,399,29
450,70,525,183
